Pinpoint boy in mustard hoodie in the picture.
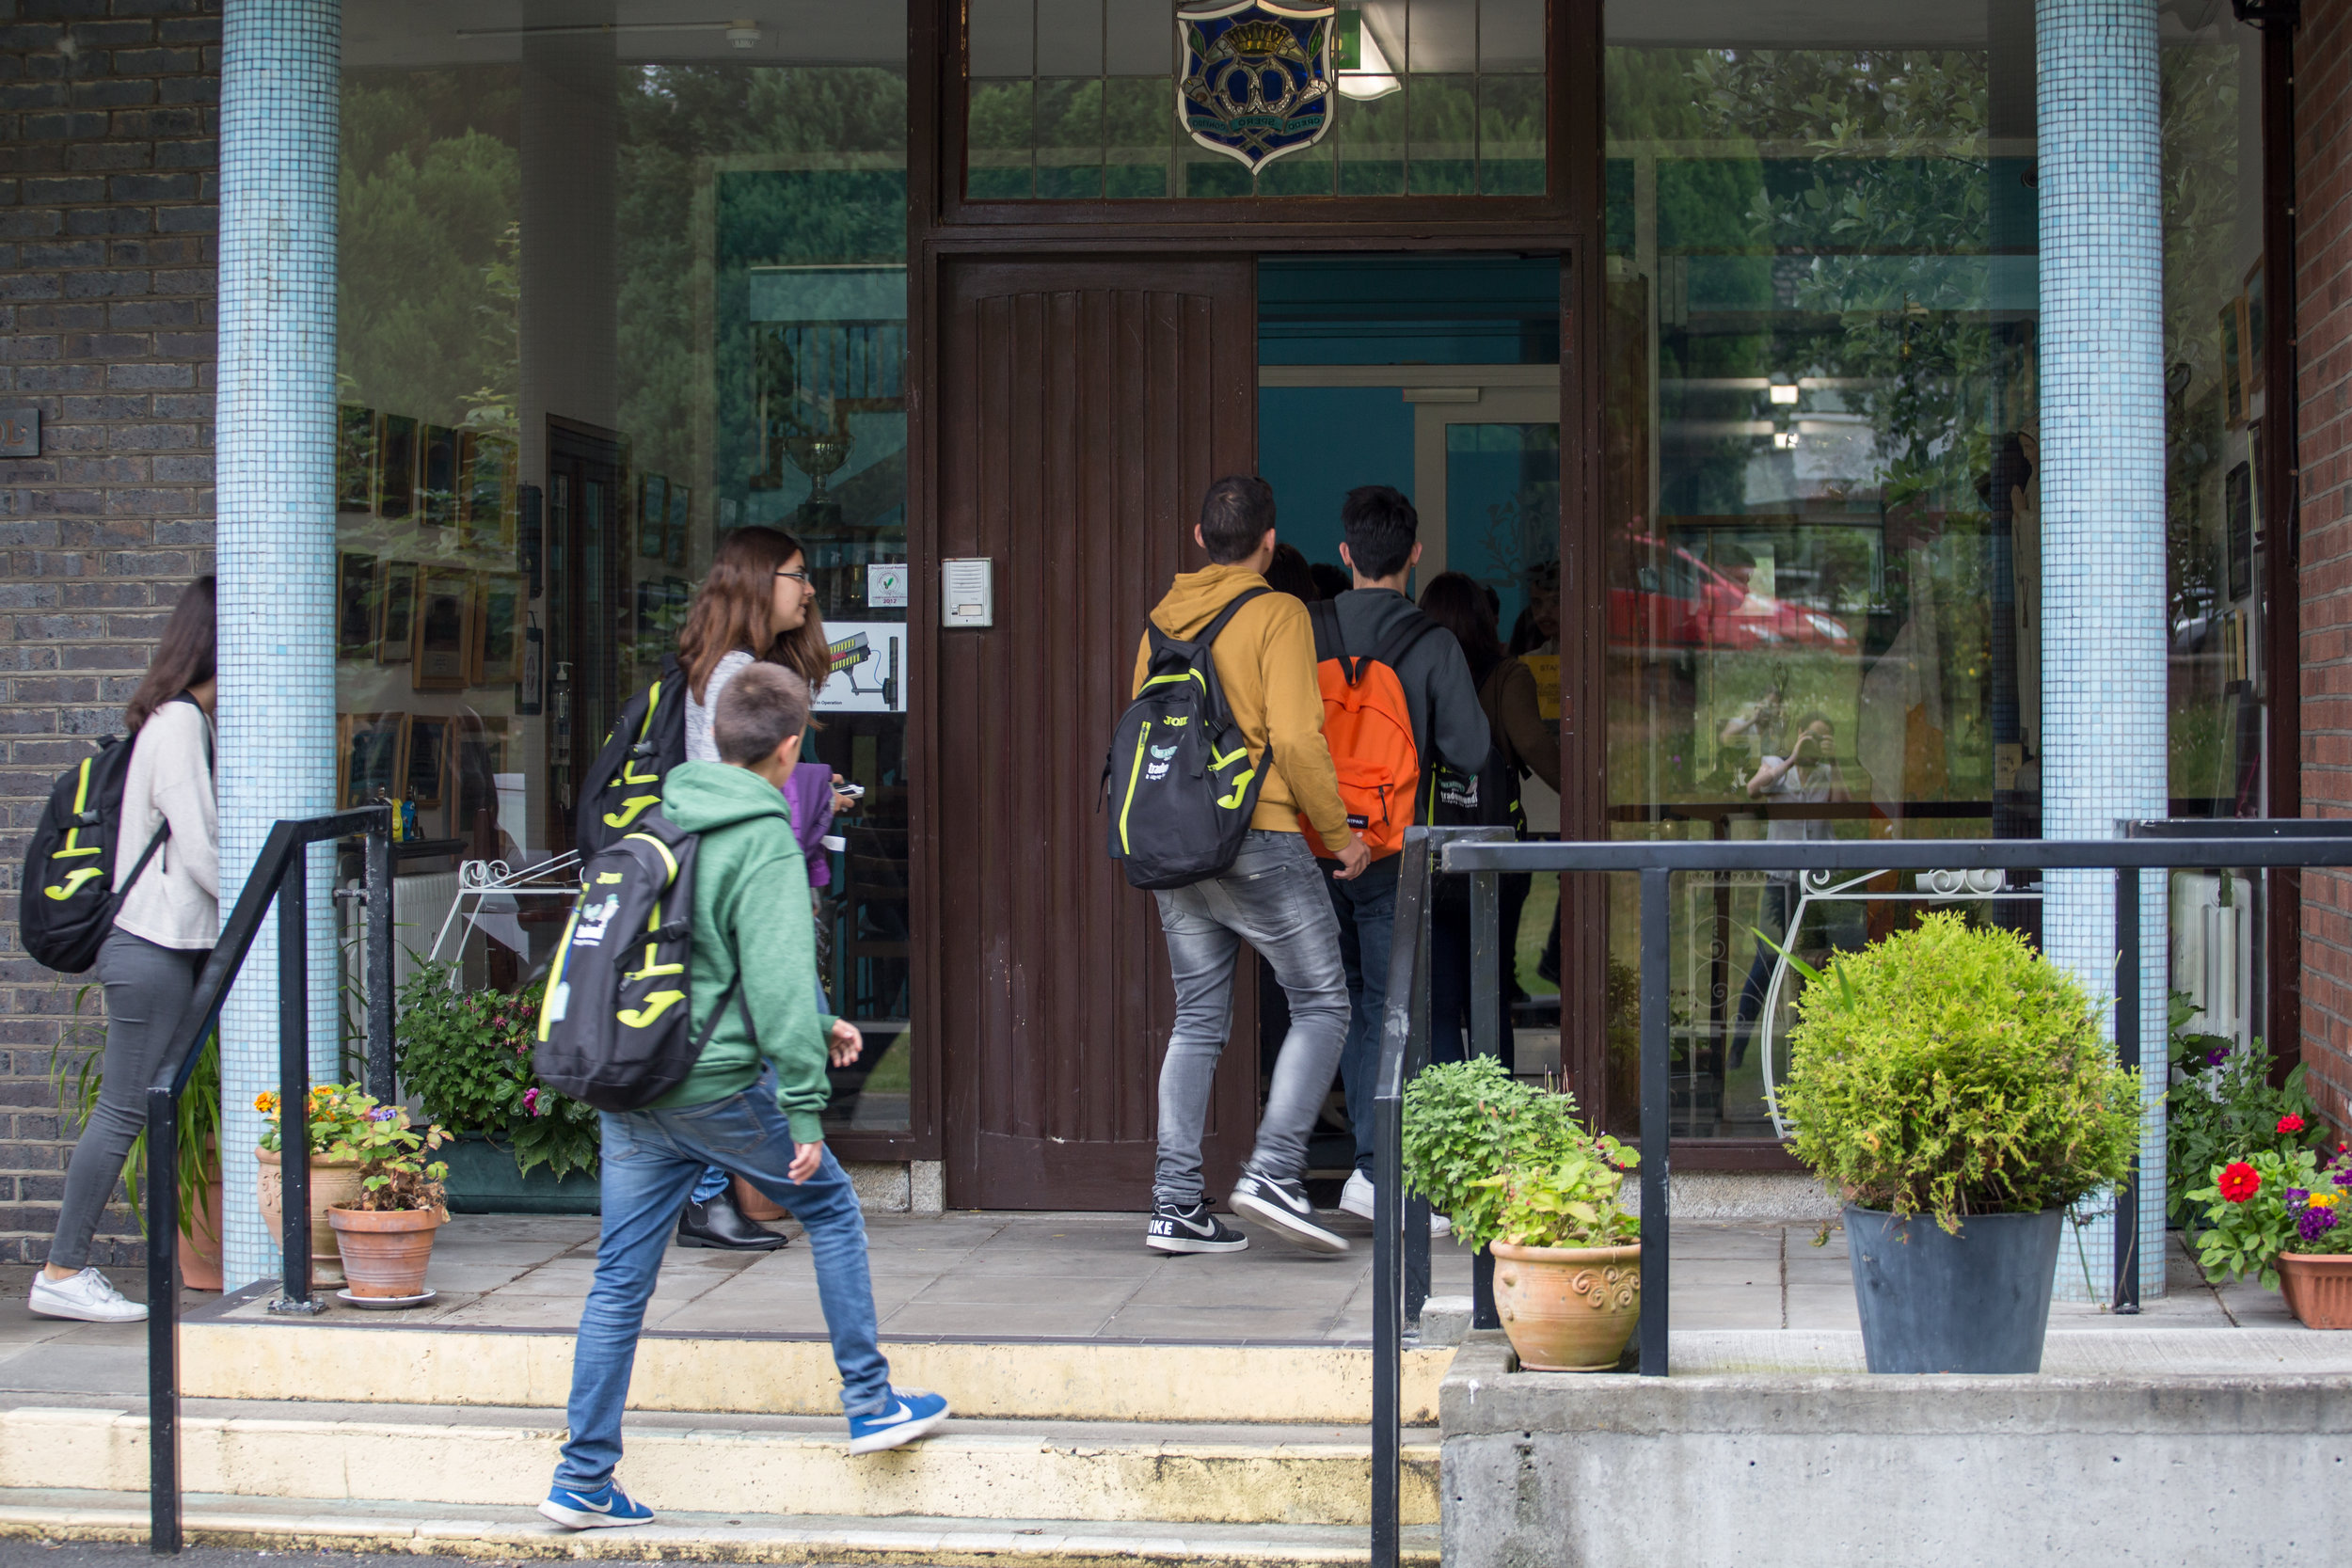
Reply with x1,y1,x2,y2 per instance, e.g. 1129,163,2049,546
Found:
541,663,947,1531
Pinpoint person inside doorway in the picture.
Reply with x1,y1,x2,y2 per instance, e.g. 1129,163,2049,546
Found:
1728,713,1848,1070
1136,476,1371,1257
669,525,851,1252
1316,488,1490,1227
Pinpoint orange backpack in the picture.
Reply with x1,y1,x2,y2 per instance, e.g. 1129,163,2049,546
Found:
1300,602,1441,860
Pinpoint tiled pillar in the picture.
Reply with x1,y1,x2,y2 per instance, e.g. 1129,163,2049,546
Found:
2037,0,2168,1301
215,0,341,1289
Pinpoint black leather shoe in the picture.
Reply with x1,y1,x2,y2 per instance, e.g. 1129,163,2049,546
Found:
677,1188,787,1251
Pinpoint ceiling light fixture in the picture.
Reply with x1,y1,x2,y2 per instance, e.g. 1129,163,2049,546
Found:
1335,10,1401,101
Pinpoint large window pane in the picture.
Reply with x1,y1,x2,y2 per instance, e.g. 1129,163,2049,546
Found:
341,2,916,1138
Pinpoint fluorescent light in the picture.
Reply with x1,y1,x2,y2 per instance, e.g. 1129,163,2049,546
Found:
1769,383,1799,404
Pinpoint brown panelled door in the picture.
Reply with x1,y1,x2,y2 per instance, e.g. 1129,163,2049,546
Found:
937,257,1258,1210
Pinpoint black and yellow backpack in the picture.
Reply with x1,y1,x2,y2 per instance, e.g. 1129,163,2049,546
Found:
575,654,689,860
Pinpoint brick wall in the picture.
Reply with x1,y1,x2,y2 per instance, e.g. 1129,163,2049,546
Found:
0,0,218,1266
2304,0,2352,1130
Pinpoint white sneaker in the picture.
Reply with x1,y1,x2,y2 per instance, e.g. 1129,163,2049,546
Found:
1340,1170,1452,1237
27,1267,146,1323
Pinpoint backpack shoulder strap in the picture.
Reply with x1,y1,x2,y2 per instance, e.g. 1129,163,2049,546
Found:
1369,609,1443,680
1307,598,1343,666
1197,586,1271,649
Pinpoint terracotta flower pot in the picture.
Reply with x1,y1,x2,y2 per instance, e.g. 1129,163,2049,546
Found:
1491,1241,1642,1372
733,1175,787,1222
176,1154,225,1291
2277,1252,2352,1329
256,1147,368,1287
326,1205,447,1298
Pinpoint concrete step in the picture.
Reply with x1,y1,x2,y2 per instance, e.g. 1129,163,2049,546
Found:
0,1487,1440,1565
183,1305,1456,1424
0,1400,1440,1529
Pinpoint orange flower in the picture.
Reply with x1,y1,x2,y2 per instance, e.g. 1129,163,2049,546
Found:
253,1092,278,1114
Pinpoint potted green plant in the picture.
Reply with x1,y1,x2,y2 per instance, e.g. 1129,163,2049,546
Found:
1774,912,2139,1373
1402,1056,1642,1371
2165,990,2322,1250
324,1100,452,1301
256,1082,382,1287
394,963,598,1212
2189,1136,2352,1328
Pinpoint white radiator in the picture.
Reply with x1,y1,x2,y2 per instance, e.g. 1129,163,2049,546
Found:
2171,871,2255,1048
341,868,466,1009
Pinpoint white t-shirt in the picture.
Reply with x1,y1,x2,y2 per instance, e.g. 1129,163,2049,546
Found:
1756,755,1835,883
684,649,756,765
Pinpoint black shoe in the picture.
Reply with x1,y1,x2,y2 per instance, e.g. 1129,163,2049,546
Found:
1229,1172,1348,1254
677,1188,787,1251
1146,1199,1248,1255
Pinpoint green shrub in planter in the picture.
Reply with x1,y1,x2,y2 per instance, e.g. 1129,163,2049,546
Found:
1401,1056,1637,1251
1776,911,2138,1231
394,962,598,1182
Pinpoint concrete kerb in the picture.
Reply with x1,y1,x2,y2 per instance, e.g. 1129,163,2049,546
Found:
1437,1334,2352,1567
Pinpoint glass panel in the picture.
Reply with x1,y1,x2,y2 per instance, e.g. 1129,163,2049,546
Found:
341,1,916,1137
969,0,1542,198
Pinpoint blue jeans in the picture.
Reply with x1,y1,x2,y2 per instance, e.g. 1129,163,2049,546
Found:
1152,830,1349,1206
1730,881,1792,1069
693,980,831,1205
1327,853,1401,1178
554,1088,892,1490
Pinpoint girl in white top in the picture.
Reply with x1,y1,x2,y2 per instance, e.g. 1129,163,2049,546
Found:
671,527,844,1250
32,578,218,1323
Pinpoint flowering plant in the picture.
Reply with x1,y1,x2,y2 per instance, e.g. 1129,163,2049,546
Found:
393,963,597,1181
2165,990,2322,1244
322,1093,450,1213
254,1082,380,1157
2188,1144,2352,1288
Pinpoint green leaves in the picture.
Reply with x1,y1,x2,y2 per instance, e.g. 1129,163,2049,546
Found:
1400,1057,1639,1252
1776,912,2139,1232
394,963,598,1182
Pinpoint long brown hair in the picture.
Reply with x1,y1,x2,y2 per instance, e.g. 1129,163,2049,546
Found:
125,575,215,733
676,526,829,703
1419,570,1505,690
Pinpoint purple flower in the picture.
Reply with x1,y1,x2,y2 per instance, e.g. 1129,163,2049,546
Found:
2287,1189,2311,1207
2205,1048,2229,1069
2299,1207,2340,1243
523,1086,545,1117
367,1105,396,1121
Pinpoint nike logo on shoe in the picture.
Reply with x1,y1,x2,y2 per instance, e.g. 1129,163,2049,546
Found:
573,1494,613,1513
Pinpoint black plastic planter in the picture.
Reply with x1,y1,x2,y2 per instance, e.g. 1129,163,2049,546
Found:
1845,1204,2064,1372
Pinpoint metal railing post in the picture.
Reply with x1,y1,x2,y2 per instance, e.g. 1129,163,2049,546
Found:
144,1080,181,1555
274,851,318,1312
364,824,395,1101
2113,863,2142,1314
1405,838,1434,1323
1638,865,1672,1376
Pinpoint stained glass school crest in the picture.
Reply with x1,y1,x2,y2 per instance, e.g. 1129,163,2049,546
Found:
1177,2,1336,172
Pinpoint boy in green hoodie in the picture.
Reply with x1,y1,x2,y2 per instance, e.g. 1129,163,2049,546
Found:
541,663,948,1532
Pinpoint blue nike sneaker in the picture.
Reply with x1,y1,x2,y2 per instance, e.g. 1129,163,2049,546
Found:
847,1387,951,1455
538,1478,656,1528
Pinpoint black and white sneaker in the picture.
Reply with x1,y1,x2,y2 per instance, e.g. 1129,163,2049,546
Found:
1146,1199,1249,1254
1230,1172,1349,1254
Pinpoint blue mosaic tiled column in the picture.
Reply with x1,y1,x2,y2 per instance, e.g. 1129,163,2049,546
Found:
2037,0,2169,1302
215,0,341,1289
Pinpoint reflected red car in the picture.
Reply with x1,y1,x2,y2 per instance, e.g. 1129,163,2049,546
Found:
1609,536,1855,652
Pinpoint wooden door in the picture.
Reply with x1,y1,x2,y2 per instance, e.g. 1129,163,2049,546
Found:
937,256,1258,1210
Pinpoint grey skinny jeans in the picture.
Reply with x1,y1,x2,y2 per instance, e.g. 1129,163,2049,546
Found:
50,929,206,1270
1152,830,1350,1206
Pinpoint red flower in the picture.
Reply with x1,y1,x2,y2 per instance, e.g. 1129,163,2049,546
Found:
2218,1162,2263,1204
2280,1115,2308,1135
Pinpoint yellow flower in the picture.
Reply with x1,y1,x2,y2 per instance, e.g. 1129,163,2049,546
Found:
2313,1193,2340,1209
254,1092,278,1113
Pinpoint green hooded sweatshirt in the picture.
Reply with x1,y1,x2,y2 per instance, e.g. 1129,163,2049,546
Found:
650,760,836,1144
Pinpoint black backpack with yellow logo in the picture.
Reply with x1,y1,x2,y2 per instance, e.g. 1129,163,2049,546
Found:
1103,588,1269,891
532,810,747,1111
20,697,194,974
575,655,689,862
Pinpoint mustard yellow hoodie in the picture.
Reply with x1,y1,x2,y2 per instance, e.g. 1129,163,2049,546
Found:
1132,564,1349,844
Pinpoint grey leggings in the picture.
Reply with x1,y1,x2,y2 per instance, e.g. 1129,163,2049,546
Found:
49,929,207,1271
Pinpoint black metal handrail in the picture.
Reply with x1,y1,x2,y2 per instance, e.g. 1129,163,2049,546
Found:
1367,821,2352,1568
145,804,394,1555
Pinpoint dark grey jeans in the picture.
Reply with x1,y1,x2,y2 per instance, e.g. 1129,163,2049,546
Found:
1152,830,1349,1207
49,929,206,1270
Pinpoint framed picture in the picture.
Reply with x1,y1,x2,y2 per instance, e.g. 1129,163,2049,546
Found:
640,474,668,561
379,414,418,520
2245,257,2267,400
338,712,408,810
421,424,459,529
475,571,525,686
337,405,379,514
336,551,378,660
405,715,450,810
460,431,514,552
667,484,690,567
376,560,417,664
412,565,475,690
